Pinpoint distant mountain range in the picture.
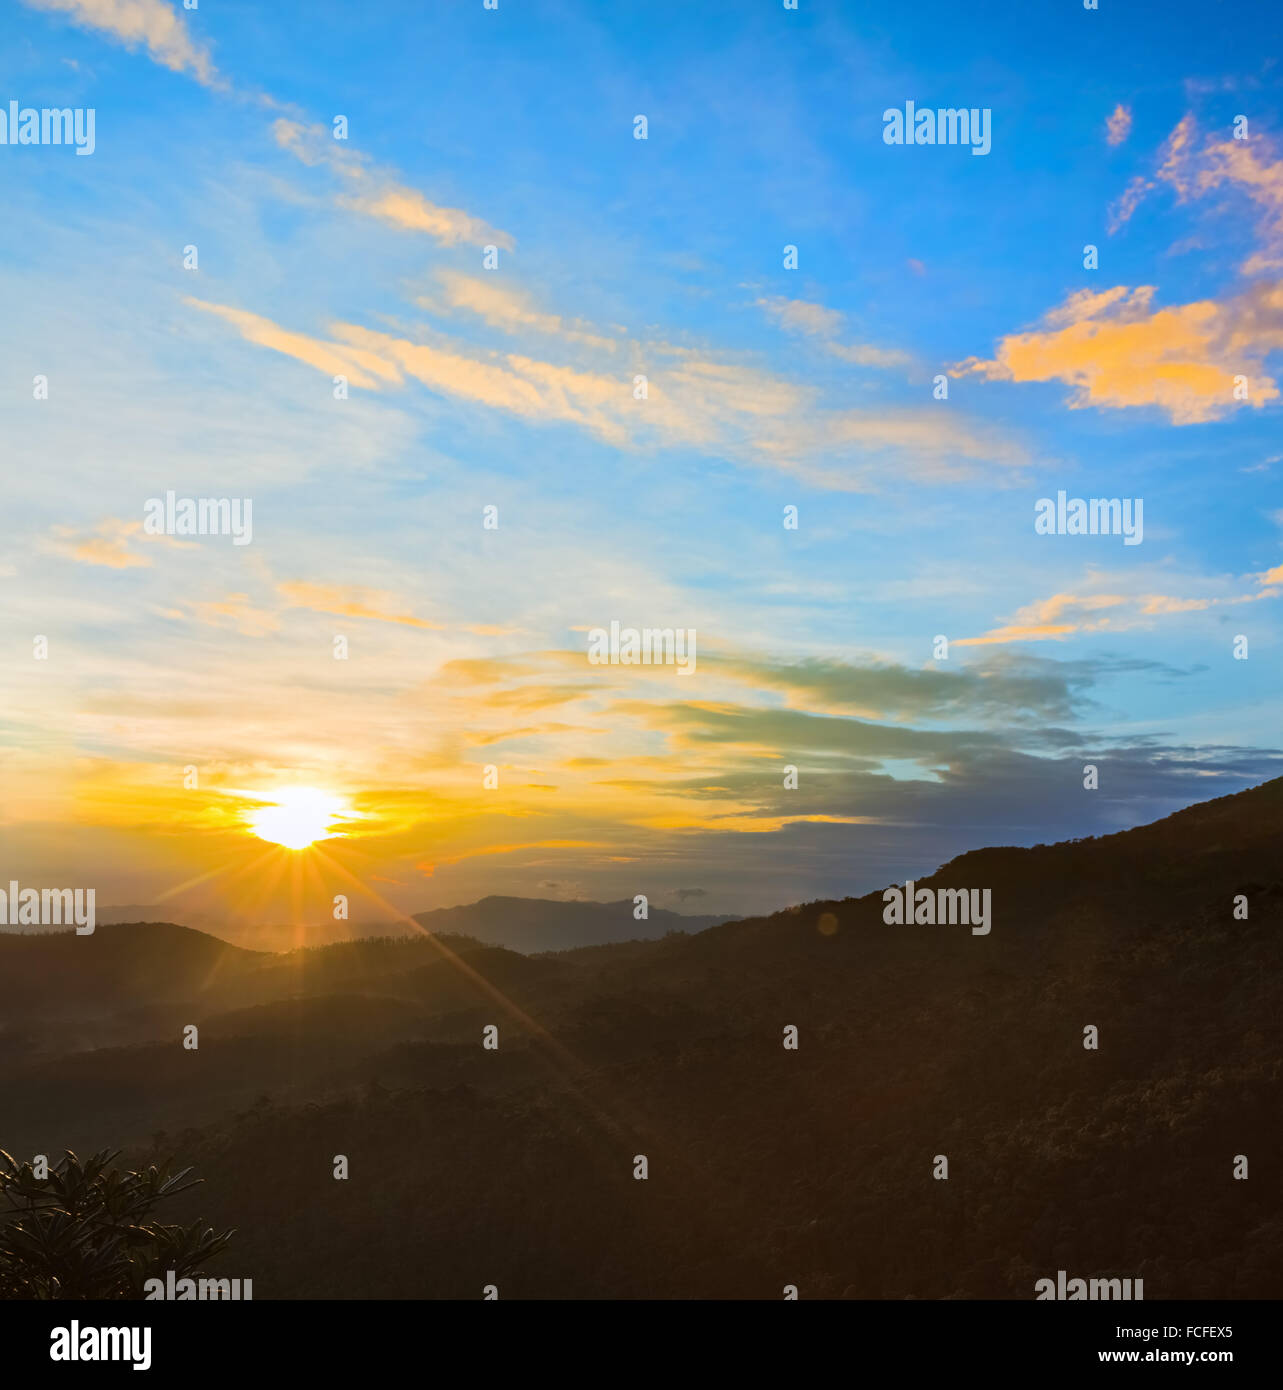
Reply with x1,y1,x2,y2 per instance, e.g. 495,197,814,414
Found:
3,778,1280,1297
410,895,732,952
88,896,731,953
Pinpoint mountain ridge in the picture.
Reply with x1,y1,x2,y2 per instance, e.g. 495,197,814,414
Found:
0,777,1279,1296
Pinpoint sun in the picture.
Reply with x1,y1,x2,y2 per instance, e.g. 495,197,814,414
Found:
244,787,350,850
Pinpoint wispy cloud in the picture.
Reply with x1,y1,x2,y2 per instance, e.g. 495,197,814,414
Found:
277,580,445,630
23,0,220,88
188,296,1020,486
958,575,1280,647
273,120,514,249
423,271,618,351
756,295,911,369
186,593,281,637
184,298,403,389
46,518,189,569
1110,114,1283,273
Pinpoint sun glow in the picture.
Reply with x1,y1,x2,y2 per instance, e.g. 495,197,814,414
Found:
244,787,351,850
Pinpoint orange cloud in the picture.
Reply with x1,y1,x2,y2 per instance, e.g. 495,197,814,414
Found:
438,657,546,685
954,280,1283,423
273,120,514,250
277,581,444,630
958,580,1278,646
189,297,1024,484
186,298,403,390
425,272,617,350
50,519,150,569
476,684,593,713
188,593,281,637
339,186,513,249
47,518,190,569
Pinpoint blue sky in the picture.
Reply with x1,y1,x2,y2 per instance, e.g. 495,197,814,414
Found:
2,0,1281,925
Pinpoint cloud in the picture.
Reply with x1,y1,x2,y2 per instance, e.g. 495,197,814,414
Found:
474,684,593,713
46,517,190,568
187,593,280,637
1108,174,1154,233
956,593,1129,646
1183,132,1283,275
957,578,1279,647
756,295,911,369
954,280,1283,423
273,120,514,249
49,518,151,569
827,341,915,368
339,186,512,249
351,328,628,439
757,296,845,337
1039,285,1136,327
185,298,403,390
758,407,1027,487
435,643,1170,735
1140,114,1283,273
438,657,547,686
423,272,618,350
23,0,219,87
190,296,1022,486
1106,104,1133,147
21,16,508,254
704,649,1120,724
1110,115,1283,272
277,581,444,630
614,696,1009,766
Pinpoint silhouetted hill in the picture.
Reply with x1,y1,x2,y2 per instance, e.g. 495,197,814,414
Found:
91,908,408,950
84,894,731,953
3,779,1281,1297
0,922,264,1020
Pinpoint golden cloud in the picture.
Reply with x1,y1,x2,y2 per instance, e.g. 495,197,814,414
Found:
277,581,444,630
954,280,1283,423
